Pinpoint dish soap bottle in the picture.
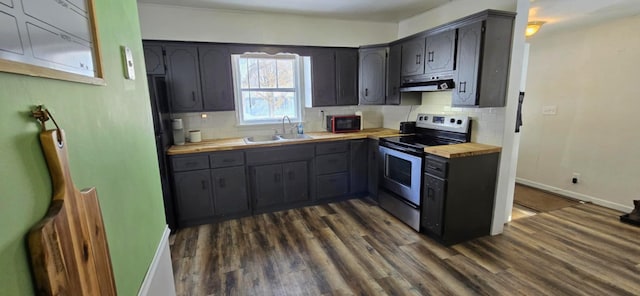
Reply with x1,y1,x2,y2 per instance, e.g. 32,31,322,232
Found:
297,122,304,134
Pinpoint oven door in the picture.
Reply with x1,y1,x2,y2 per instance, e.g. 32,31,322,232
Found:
378,145,422,206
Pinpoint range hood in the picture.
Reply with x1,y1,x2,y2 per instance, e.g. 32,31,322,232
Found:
399,73,455,92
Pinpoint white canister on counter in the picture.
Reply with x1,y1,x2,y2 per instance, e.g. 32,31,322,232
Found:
172,119,185,145
355,111,363,130
189,130,202,143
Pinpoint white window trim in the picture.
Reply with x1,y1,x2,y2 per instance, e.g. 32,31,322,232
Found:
231,53,305,126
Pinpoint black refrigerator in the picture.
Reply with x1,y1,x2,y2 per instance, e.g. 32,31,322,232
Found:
147,75,177,230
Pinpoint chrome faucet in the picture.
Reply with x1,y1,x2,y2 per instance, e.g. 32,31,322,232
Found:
282,115,292,134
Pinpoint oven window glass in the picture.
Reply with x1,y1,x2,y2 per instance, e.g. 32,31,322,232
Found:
386,154,412,187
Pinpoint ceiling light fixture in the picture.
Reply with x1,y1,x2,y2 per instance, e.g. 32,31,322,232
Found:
526,21,546,37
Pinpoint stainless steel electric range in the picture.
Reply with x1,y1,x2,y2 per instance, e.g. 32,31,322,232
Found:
378,113,471,231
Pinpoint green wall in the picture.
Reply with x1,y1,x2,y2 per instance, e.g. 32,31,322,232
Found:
0,0,167,295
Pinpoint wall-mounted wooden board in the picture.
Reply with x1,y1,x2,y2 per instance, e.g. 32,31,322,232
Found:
0,0,104,85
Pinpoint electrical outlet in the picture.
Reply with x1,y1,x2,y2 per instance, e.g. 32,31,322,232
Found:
572,173,580,184
542,105,557,115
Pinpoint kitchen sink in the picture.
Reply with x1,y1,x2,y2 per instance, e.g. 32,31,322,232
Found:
243,134,312,144
244,135,280,143
277,134,312,140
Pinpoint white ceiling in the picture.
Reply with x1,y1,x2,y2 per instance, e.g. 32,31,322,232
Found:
529,0,640,36
137,0,640,34
136,0,452,22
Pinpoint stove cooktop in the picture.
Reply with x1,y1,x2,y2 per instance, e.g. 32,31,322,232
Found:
381,113,472,155
382,135,457,149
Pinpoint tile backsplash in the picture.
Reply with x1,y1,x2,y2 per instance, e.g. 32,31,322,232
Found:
172,91,505,145
382,91,506,146
172,105,384,141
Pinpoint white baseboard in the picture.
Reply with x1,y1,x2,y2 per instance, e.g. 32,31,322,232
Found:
515,178,633,213
138,226,176,296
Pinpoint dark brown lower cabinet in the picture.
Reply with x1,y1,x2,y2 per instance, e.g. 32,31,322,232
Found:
421,152,500,245
211,166,249,217
350,140,368,194
173,169,214,224
367,139,379,199
252,161,310,210
171,140,373,228
171,152,248,227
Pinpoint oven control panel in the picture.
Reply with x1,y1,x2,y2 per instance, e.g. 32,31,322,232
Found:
415,113,470,133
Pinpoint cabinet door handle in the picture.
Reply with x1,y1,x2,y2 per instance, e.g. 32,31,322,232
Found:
427,165,441,171
428,51,434,62
192,91,196,101
427,187,435,200
365,88,369,96
416,54,421,65
459,81,467,93
201,180,207,190
218,178,226,188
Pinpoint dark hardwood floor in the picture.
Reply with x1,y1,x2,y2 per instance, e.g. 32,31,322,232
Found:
170,199,640,296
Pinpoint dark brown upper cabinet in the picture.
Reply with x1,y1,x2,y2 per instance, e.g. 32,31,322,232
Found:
310,48,337,107
308,48,359,107
453,11,515,107
358,46,387,105
143,43,165,75
199,45,235,111
161,43,235,113
335,49,359,106
401,38,426,77
400,29,456,79
386,43,402,105
164,45,203,112
424,29,456,76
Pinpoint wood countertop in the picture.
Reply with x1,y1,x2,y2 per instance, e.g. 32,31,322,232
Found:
167,128,402,155
423,143,502,159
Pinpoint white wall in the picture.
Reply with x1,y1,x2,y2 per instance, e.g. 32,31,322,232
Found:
138,3,397,46
398,0,516,38
517,14,640,212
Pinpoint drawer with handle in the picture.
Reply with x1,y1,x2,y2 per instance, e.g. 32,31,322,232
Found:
210,151,244,168
316,141,349,155
171,154,210,172
316,152,348,174
317,172,349,199
424,155,447,178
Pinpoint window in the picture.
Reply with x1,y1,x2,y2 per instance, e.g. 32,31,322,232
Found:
232,53,305,125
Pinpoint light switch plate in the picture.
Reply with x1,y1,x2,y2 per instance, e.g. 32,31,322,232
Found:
121,45,135,80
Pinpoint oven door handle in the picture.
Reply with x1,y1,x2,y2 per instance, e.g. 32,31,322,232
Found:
381,142,422,157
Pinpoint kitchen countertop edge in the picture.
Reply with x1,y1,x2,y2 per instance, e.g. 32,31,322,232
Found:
424,143,502,159
167,128,402,155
